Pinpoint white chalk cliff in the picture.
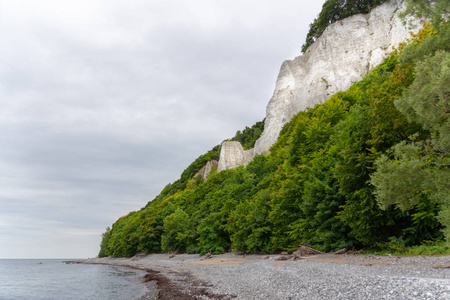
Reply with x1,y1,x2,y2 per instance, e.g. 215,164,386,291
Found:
218,142,254,172
254,0,416,155
217,0,418,171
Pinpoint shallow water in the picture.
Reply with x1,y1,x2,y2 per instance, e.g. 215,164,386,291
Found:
0,259,149,300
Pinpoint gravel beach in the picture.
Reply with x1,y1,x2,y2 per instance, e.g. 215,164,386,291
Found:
83,253,450,299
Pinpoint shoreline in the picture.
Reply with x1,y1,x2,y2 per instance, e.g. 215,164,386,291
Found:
79,253,450,299
80,255,232,299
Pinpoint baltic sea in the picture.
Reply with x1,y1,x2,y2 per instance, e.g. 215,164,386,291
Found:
0,259,150,300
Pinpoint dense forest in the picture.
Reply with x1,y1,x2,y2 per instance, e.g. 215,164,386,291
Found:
99,0,449,257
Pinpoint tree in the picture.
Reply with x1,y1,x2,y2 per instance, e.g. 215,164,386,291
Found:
197,212,229,255
231,120,265,150
396,50,450,150
371,31,450,241
399,0,450,29
229,190,273,253
98,227,111,257
161,208,196,253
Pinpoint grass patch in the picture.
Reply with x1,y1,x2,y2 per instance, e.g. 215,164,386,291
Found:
360,241,450,256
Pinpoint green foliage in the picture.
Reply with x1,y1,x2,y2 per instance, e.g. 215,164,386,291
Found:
106,212,141,257
397,49,450,150
330,60,417,246
396,22,444,63
197,212,229,255
157,145,221,199
371,23,450,243
161,208,196,253
100,22,448,258
231,120,265,150
136,205,165,254
372,142,439,210
361,241,450,256
302,0,387,53
230,189,273,253
399,0,450,29
98,227,111,257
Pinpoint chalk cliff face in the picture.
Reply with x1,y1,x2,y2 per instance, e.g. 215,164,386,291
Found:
218,142,254,171
216,0,418,172
254,0,415,155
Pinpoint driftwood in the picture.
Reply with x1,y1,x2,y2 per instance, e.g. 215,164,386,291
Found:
293,246,322,257
199,252,213,261
433,263,450,269
275,255,293,261
334,248,348,255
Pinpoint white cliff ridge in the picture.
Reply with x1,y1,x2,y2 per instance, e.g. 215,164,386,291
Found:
217,0,418,171
254,0,416,155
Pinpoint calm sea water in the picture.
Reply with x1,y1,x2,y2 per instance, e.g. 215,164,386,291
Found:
0,259,150,300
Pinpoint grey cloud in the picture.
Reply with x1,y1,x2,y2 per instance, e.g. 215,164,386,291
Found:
0,0,325,258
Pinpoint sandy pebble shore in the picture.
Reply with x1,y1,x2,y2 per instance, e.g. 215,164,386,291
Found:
81,253,450,299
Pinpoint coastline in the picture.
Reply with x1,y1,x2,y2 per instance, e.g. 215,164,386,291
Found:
80,253,450,299
80,254,232,299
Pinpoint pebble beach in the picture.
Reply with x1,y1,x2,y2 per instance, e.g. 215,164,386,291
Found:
82,253,450,299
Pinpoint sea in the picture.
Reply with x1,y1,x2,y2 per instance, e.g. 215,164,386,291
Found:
0,259,150,300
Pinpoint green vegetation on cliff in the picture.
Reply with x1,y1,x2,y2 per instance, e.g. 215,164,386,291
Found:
301,0,388,53
156,145,221,200
99,2,449,257
231,120,265,150
155,119,265,201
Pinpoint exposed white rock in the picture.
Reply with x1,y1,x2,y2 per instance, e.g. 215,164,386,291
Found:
218,142,254,172
204,160,218,179
243,148,254,166
254,0,418,155
194,159,218,180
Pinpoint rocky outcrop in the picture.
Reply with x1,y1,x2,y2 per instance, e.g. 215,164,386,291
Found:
218,142,254,172
214,0,419,173
194,159,218,180
254,0,417,155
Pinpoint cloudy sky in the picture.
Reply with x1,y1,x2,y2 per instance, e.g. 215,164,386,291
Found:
0,0,325,258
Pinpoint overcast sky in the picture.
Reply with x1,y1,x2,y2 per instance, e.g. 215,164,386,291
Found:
0,0,325,258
